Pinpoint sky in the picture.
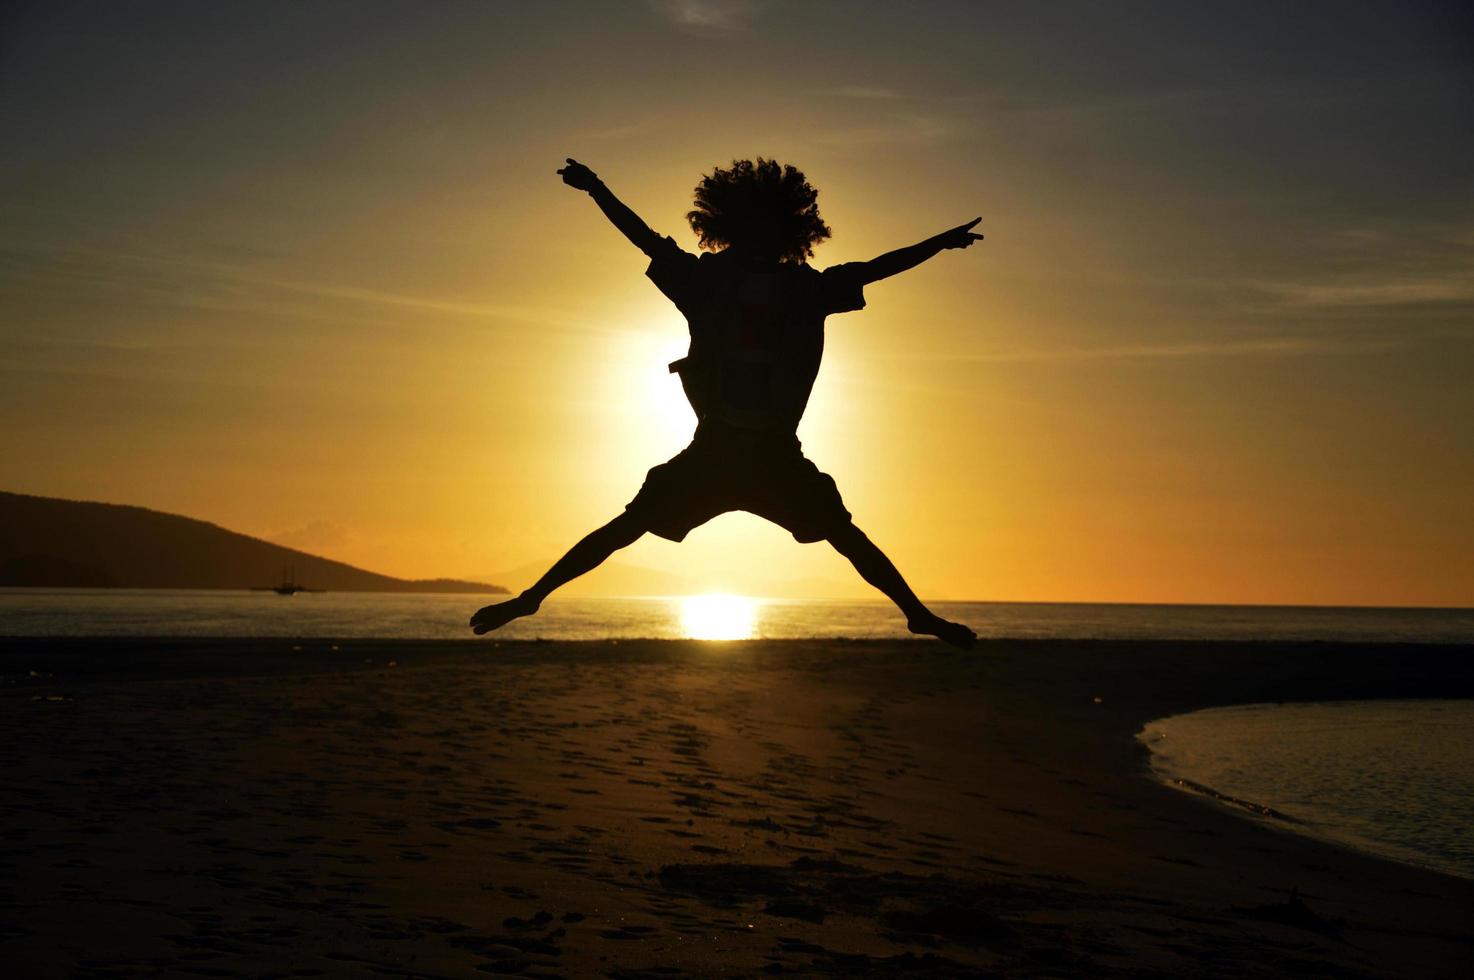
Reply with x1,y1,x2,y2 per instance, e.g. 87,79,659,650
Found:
2,1,1472,605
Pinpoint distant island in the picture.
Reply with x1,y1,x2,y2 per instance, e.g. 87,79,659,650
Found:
0,491,506,595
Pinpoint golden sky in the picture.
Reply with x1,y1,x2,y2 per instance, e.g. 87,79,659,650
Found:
3,2,1472,604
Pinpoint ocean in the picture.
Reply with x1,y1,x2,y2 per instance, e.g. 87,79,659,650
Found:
2,588,1472,643
1141,700,1474,880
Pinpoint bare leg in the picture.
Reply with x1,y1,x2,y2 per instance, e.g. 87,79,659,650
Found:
470,512,646,635
827,522,976,649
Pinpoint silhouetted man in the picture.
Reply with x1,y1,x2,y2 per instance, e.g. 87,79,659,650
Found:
472,158,981,647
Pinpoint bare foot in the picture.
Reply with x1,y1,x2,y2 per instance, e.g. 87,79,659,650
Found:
469,594,540,635
907,613,977,650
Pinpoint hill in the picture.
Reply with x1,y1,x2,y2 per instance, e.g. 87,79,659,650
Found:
0,491,505,594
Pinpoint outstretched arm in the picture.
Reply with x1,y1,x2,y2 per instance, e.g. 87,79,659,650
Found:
855,217,982,285
557,158,663,256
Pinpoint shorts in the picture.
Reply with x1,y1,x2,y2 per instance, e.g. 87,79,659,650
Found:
625,424,851,543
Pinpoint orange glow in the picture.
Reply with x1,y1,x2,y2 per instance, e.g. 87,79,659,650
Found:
680,594,758,640
4,6,1471,607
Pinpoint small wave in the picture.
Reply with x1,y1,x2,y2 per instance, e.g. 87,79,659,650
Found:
1162,776,1298,822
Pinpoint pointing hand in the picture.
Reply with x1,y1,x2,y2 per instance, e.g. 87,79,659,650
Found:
939,217,984,250
557,158,601,192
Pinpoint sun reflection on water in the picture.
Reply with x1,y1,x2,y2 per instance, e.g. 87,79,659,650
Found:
679,594,757,640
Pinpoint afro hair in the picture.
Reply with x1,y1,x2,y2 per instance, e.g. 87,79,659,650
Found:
686,158,831,262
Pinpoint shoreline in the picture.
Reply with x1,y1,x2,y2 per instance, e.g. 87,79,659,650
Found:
3,637,1472,977
1138,697,1474,883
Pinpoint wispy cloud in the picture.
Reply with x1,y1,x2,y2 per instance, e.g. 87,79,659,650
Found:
239,269,578,325
1244,224,1474,314
1,243,602,335
647,0,757,34
268,520,352,555
813,84,958,147
905,334,1401,365
831,85,907,101
811,113,952,148
571,117,664,143
1251,277,1474,310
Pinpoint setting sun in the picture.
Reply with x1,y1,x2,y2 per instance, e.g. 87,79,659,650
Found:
679,593,758,640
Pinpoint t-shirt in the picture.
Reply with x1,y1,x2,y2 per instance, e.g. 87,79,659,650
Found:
644,236,867,434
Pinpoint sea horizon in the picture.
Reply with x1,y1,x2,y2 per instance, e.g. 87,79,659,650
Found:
4,588,1472,644
8,585,1474,608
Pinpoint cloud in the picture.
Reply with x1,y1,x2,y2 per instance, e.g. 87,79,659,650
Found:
912,334,1401,365
268,520,351,555
648,0,756,34
1250,277,1474,310
240,269,580,325
810,113,952,148
831,85,907,101
1242,223,1474,315
810,85,960,146
1,242,604,335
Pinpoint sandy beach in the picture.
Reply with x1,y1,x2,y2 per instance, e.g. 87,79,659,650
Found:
1,637,1471,978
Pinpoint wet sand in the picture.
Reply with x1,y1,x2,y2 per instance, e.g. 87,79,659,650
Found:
1,637,1471,978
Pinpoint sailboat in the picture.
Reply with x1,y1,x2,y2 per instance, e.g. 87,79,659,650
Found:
252,563,323,594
